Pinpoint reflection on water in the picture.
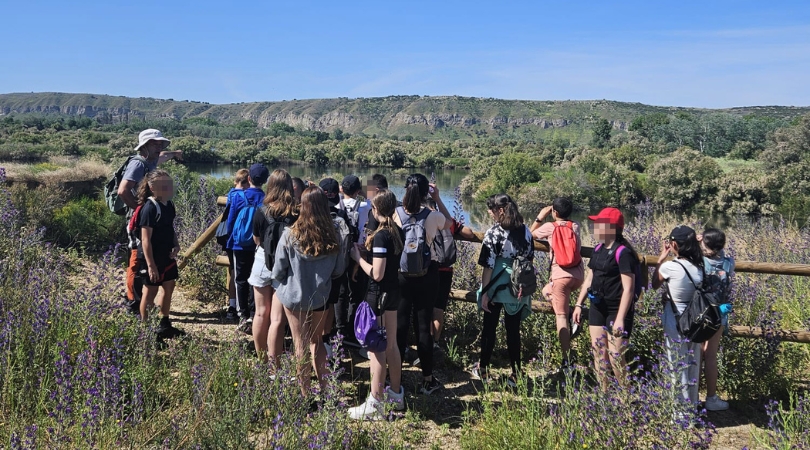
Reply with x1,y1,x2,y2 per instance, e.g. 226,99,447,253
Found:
189,164,494,229
188,164,649,232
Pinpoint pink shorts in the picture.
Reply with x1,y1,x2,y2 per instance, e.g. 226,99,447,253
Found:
543,277,584,315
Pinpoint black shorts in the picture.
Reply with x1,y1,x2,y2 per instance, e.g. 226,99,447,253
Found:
588,299,635,337
137,258,179,287
365,286,400,315
435,269,453,311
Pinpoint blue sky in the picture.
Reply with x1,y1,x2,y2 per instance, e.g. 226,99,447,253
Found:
2,0,809,107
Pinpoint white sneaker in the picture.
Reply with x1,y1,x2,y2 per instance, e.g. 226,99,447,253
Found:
705,395,729,411
348,394,384,420
385,385,405,411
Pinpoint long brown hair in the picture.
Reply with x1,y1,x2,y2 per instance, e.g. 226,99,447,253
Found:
263,169,297,218
136,170,171,205
365,189,403,254
290,186,340,256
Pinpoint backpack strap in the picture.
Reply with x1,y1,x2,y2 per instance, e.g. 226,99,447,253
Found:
614,245,626,264
672,259,699,290
236,189,254,207
481,267,509,297
147,197,162,223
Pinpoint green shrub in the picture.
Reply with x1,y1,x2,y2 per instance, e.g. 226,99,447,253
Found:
51,197,124,250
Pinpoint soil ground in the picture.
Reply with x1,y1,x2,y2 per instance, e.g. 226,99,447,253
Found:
168,288,769,450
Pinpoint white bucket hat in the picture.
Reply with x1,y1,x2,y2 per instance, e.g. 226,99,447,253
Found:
134,129,171,152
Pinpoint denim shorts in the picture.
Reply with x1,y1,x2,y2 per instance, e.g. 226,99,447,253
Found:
247,247,274,288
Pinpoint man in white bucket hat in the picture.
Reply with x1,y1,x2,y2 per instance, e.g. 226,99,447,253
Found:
119,129,183,314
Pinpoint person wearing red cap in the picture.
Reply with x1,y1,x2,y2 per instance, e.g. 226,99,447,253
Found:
573,207,638,390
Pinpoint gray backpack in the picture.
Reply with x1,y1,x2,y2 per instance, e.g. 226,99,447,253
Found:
396,206,432,277
105,155,147,215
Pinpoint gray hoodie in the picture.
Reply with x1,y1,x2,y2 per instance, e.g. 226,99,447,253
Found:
271,227,347,311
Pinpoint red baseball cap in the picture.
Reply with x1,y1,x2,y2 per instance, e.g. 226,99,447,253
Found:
588,207,625,230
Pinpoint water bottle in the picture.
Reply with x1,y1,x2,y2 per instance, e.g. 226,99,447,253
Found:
719,303,732,336
587,289,600,305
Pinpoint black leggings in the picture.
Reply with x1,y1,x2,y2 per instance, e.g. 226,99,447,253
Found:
397,262,439,378
480,301,522,375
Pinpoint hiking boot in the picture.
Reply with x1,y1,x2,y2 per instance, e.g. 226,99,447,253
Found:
420,377,442,395
348,394,384,421
156,317,186,339
384,385,406,411
705,395,729,411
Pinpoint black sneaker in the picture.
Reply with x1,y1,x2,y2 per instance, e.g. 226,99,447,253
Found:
224,306,238,323
420,377,442,395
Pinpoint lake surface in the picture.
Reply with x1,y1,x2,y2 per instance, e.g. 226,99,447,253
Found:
189,164,494,228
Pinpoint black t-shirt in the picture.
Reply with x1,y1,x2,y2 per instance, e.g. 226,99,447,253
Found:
366,208,379,233
587,242,637,303
252,209,297,246
366,228,403,295
137,200,176,261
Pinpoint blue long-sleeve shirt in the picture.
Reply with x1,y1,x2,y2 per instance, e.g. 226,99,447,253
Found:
225,186,265,251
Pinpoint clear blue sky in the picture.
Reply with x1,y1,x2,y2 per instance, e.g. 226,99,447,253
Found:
2,0,809,108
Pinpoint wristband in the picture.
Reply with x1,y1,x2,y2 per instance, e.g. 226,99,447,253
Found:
574,304,583,309
535,218,543,223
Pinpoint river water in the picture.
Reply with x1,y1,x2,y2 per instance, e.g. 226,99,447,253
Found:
189,164,494,228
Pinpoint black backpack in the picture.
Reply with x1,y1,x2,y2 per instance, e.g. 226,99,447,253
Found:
666,260,722,344
263,213,296,271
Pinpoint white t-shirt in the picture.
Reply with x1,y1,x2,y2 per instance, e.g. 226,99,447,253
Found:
660,259,703,314
342,196,370,244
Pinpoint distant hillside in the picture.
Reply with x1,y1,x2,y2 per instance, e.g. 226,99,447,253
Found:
1,92,809,141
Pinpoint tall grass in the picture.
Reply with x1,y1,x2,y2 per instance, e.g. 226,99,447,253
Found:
2,163,809,448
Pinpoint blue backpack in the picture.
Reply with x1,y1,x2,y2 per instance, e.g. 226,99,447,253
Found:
232,191,258,248
354,300,387,353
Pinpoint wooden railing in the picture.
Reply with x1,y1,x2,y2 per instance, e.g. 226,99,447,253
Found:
179,195,810,344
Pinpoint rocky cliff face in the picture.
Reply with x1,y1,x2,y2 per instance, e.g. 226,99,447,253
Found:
3,93,720,137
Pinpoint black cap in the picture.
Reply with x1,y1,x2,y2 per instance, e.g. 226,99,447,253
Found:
342,175,361,195
319,177,340,204
669,225,696,243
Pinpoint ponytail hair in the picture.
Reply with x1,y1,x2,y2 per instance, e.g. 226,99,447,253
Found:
486,193,524,231
402,173,429,214
365,190,403,255
136,170,170,205
702,228,726,256
672,229,704,270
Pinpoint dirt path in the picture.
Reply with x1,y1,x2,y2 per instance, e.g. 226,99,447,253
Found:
168,288,767,450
